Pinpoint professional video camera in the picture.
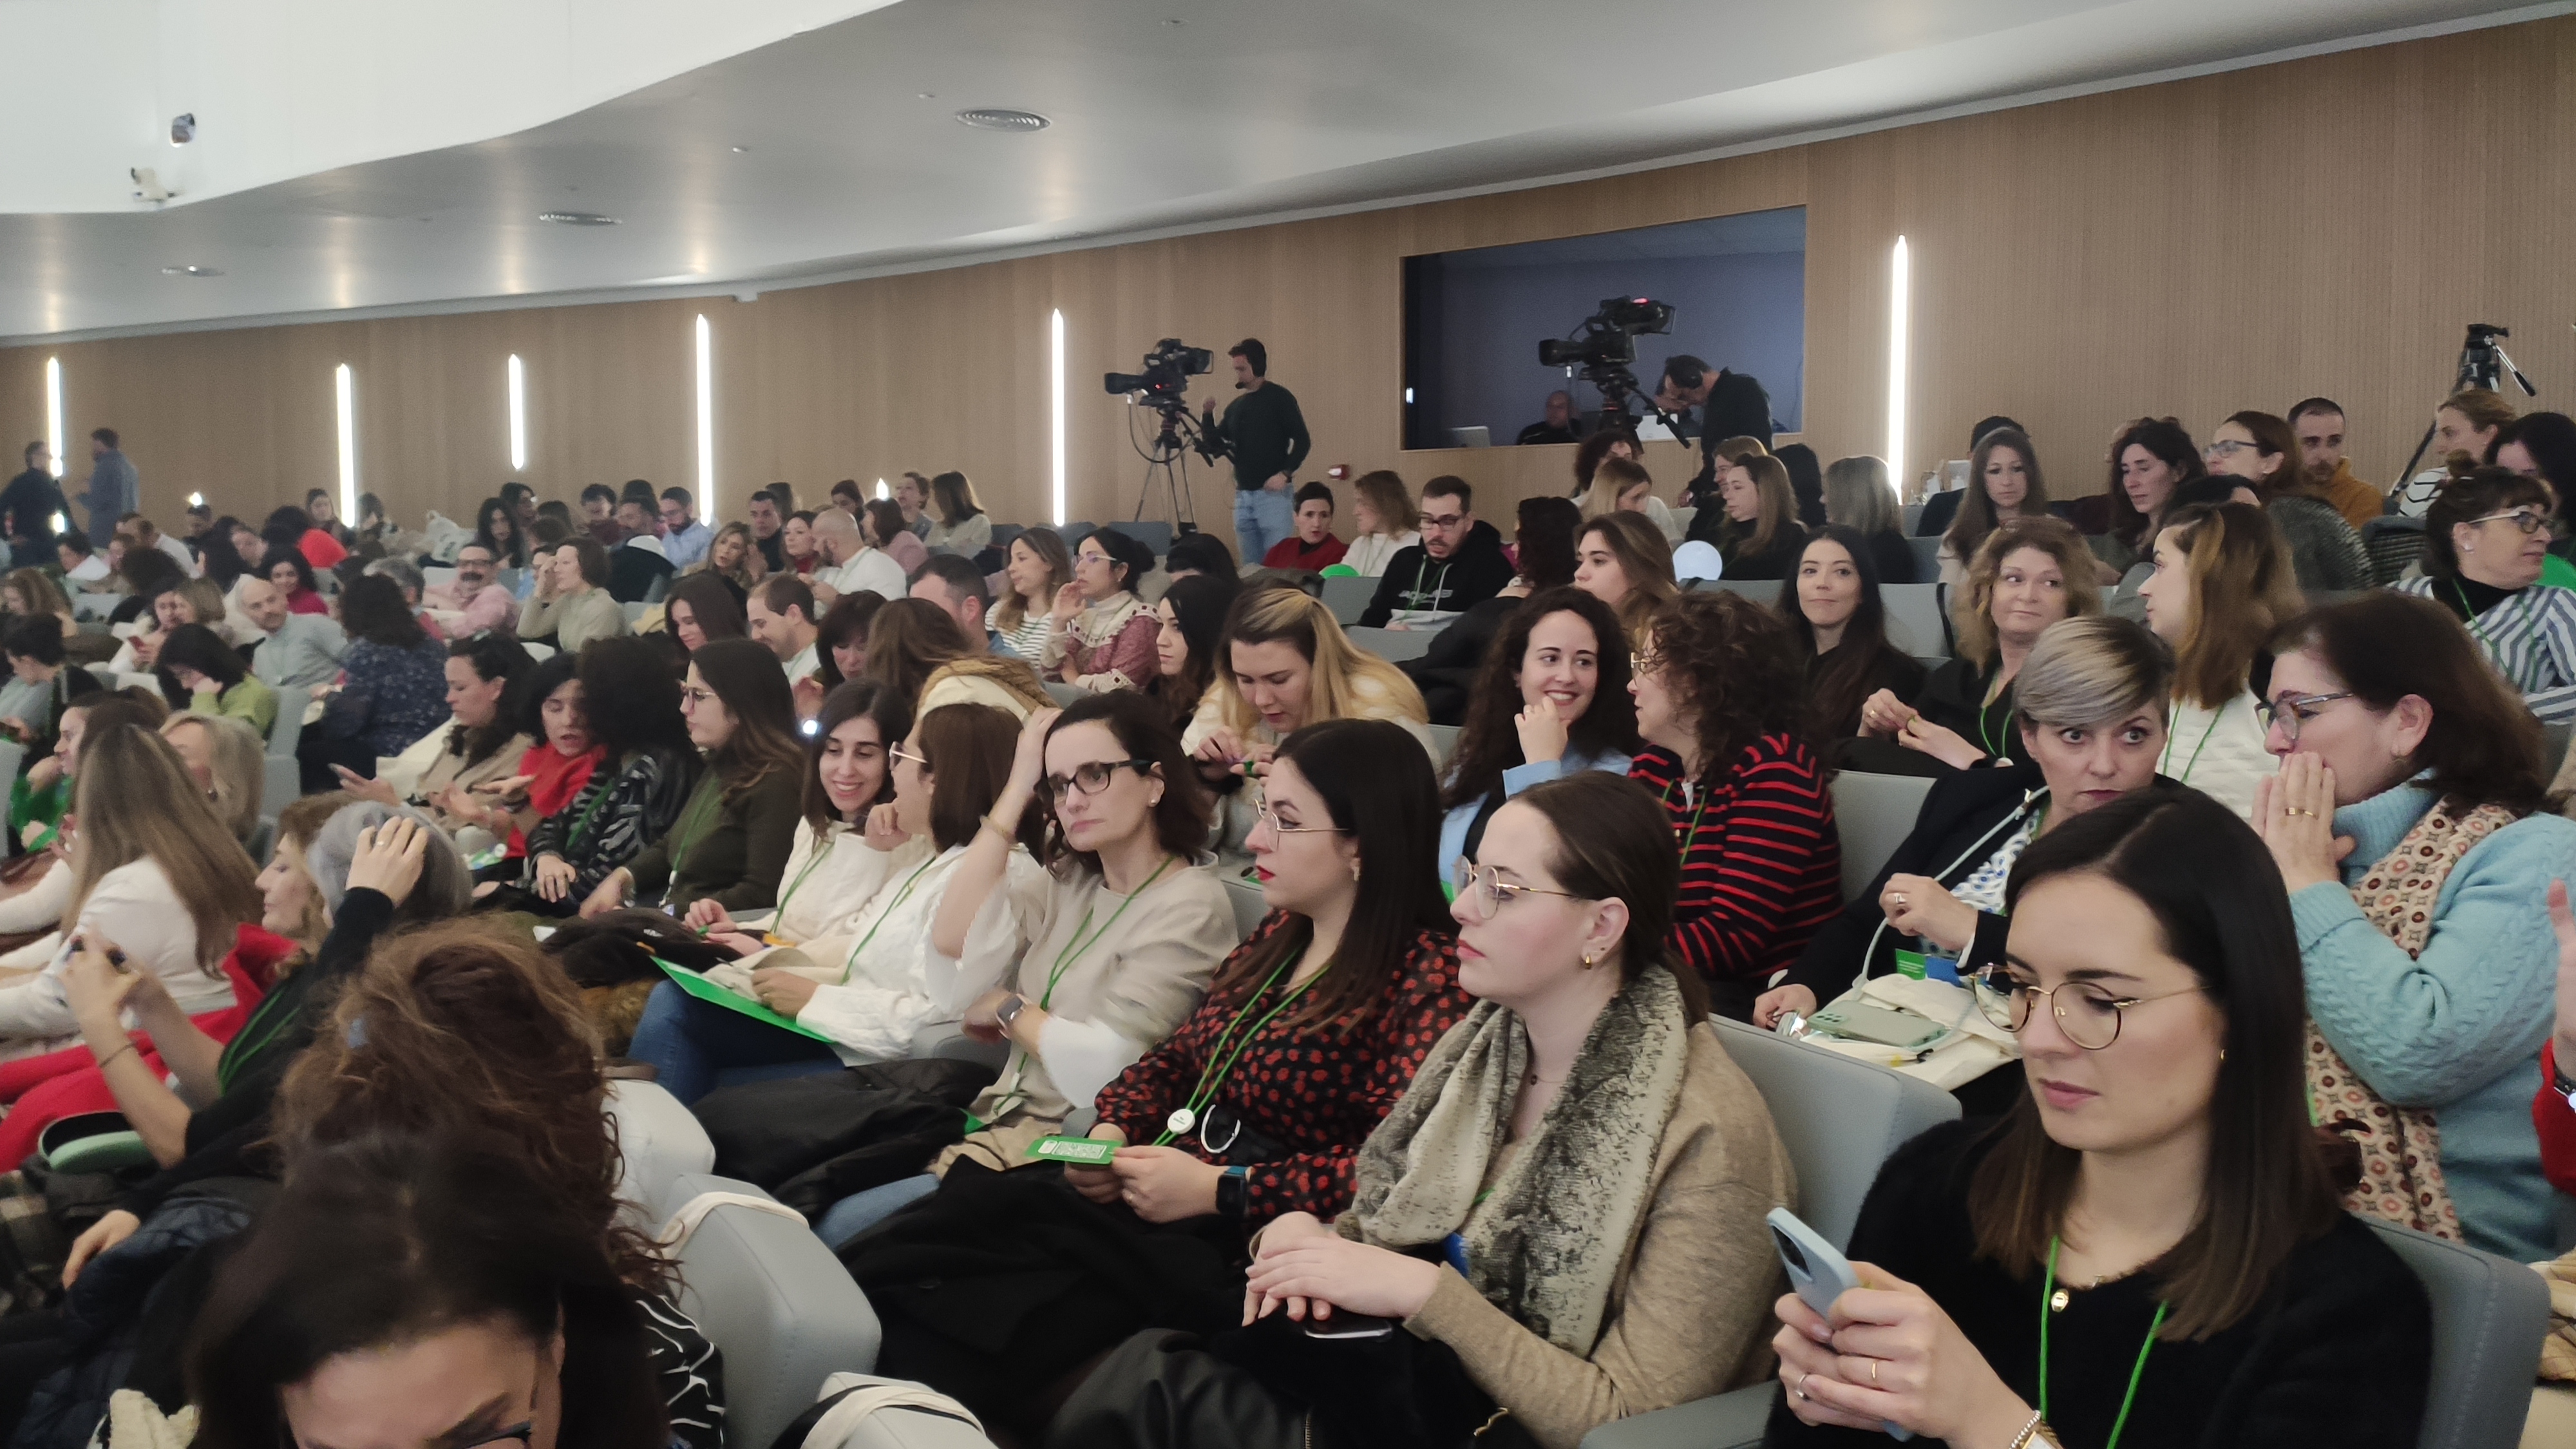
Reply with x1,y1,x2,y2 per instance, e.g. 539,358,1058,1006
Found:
1104,338,1215,406
1535,296,1676,424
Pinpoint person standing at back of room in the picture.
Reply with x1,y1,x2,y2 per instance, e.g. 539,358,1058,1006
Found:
1204,339,1311,565
81,428,137,540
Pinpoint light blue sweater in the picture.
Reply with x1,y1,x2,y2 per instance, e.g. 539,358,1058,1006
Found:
1437,746,1633,883
2295,782,2576,1261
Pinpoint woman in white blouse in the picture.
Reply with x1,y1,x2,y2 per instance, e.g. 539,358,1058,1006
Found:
2134,501,2300,818
634,692,1048,1104
1342,470,1422,578
0,722,260,1061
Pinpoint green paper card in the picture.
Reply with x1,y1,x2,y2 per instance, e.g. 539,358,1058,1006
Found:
1025,1135,1117,1166
652,958,836,1043
1893,949,1929,981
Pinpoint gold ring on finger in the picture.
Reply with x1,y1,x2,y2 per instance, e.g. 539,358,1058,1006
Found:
1869,1359,1880,1387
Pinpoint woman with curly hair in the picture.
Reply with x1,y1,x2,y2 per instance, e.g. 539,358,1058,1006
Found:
1435,585,1638,879
1626,589,1841,1018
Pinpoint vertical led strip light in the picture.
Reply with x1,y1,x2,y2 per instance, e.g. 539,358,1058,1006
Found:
1049,309,1067,527
334,364,358,521
506,354,528,471
1885,236,1911,492
694,316,715,510
43,359,64,477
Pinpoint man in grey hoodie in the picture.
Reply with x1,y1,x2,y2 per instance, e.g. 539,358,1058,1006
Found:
82,428,137,538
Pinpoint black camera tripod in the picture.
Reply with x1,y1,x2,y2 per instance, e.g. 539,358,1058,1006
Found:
1128,399,1209,529
2394,323,2538,485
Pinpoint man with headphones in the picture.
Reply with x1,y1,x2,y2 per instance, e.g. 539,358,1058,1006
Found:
1654,355,1773,507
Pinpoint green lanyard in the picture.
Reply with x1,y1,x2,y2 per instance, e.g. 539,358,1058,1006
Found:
985,855,1179,1116
2158,703,2222,785
562,767,620,854
770,832,839,930
1033,856,1176,1009
217,986,299,1091
1150,954,1328,1146
1659,773,1712,853
2039,1237,2166,1449
658,774,726,896
836,854,942,982
2454,579,2544,691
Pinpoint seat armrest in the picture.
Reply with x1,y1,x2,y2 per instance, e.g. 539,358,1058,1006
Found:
1578,1386,1773,1449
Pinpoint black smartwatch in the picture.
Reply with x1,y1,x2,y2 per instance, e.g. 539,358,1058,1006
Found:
1214,1166,1249,1220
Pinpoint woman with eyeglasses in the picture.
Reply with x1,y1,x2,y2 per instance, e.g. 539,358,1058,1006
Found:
840,721,1470,1439
2251,592,2576,1262
1626,591,1841,1019
1054,772,1794,1449
630,700,1039,1105
923,693,1235,1171
2201,411,2369,594
577,639,808,920
1769,791,2432,1448
2389,462,2576,723
2131,503,2298,819
1757,616,2175,1033
1043,528,1162,693
1855,517,2101,776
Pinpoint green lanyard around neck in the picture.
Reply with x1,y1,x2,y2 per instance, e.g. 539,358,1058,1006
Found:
658,773,726,898
2158,702,2223,784
837,853,943,982
2039,1236,2166,1449
1034,855,1177,1009
1150,952,1329,1147
770,831,840,929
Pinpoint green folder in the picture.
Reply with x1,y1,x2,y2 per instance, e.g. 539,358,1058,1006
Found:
653,958,837,1043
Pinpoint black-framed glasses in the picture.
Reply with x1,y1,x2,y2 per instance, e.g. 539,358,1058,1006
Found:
1450,858,1587,921
2253,690,2355,744
2470,508,2553,536
1967,969,2201,1050
1040,759,1155,800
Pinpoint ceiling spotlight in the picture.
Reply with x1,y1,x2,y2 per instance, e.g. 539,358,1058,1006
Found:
536,211,620,225
160,264,223,277
730,145,750,153
956,108,1050,133
917,91,936,99
169,113,196,146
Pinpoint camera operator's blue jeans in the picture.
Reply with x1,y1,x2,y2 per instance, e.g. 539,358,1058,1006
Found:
627,979,843,1105
1234,486,1294,565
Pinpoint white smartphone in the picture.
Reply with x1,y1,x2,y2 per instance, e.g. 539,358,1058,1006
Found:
1766,1208,1913,1441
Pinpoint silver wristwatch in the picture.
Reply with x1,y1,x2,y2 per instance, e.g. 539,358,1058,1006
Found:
994,992,1029,1032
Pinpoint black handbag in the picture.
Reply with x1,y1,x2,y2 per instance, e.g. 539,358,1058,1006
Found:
1206,1307,1540,1449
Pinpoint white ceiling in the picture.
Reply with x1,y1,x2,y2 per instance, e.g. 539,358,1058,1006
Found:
0,0,2554,343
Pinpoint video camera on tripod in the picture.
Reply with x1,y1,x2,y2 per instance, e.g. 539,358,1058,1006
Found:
2393,323,2542,492
1104,337,1223,528
1536,296,1678,428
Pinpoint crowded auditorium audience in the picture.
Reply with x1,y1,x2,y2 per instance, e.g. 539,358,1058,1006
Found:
1,386,2570,1449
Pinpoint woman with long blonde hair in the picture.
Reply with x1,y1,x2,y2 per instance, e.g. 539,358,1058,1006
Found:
0,724,260,1057
1855,516,2101,774
688,520,767,595
2132,501,2301,818
1185,587,1430,847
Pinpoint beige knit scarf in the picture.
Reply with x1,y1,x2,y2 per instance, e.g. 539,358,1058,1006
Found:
2306,798,2516,1241
1347,964,1689,1355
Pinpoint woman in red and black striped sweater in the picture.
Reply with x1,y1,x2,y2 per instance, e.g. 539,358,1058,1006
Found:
1075,716,1469,1226
1628,591,1842,1019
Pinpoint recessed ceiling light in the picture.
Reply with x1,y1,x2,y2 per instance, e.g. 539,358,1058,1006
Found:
537,211,620,225
956,108,1049,133
730,145,750,153
917,91,936,99
160,264,223,277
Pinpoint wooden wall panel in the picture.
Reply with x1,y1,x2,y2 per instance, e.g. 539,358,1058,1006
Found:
5,15,2574,551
